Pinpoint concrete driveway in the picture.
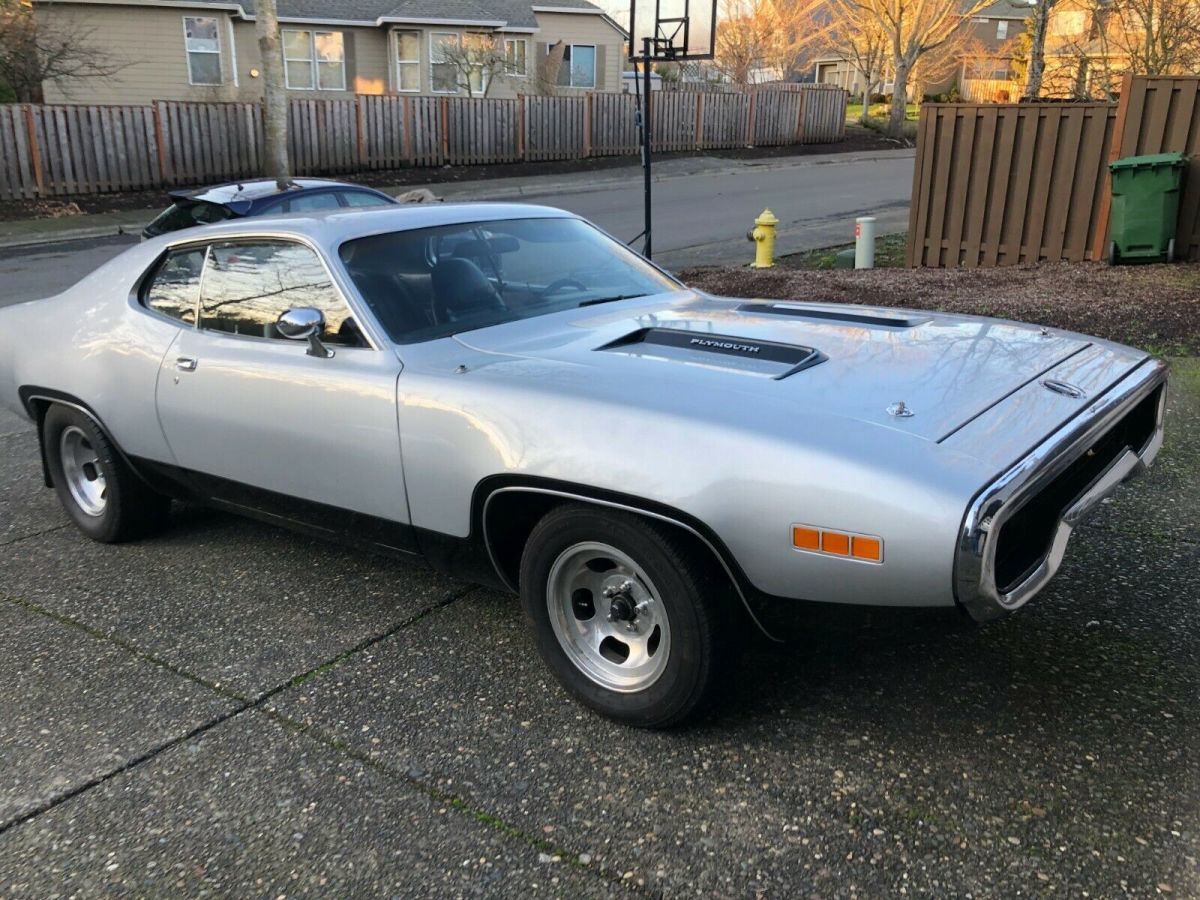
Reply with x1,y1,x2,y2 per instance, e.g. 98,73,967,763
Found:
0,363,1197,897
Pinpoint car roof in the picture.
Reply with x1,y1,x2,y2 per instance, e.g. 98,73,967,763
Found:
169,178,385,208
149,203,580,249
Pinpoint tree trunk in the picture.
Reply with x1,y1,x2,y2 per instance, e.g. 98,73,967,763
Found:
1022,0,1050,100
256,0,291,188
860,82,871,123
887,61,909,138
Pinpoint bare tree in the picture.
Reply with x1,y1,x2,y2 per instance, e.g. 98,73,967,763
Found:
824,3,888,122
434,32,509,97
1036,0,1200,99
1103,0,1200,76
533,39,566,95
1021,0,1058,98
256,0,291,188
831,0,994,138
714,0,829,85
0,0,124,102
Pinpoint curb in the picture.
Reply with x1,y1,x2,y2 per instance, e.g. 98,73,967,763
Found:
441,149,917,202
0,223,137,251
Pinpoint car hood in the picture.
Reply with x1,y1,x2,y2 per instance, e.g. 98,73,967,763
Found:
450,290,1148,467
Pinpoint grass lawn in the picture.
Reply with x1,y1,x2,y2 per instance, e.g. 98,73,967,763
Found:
846,102,920,123
782,232,908,269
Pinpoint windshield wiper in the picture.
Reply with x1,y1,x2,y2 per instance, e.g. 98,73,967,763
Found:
577,293,646,308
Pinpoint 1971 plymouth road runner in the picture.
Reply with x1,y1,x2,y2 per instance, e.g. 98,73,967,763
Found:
0,204,1167,726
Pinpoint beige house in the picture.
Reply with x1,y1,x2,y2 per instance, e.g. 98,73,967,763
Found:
34,0,627,104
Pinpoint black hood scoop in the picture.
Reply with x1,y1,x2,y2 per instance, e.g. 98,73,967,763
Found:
737,302,929,329
597,328,826,380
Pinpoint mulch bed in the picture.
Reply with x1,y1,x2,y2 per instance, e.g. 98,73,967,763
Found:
680,261,1200,355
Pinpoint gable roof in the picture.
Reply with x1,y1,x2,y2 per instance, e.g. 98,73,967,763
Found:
179,0,607,29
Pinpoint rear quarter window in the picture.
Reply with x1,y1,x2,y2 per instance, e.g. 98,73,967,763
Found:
142,247,206,324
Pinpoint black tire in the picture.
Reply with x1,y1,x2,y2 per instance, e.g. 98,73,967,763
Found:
42,404,170,543
519,504,739,728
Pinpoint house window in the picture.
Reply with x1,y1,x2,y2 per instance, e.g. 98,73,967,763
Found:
430,32,461,93
554,43,596,88
996,20,1009,40
183,16,222,86
1052,10,1087,36
283,30,346,91
504,38,527,76
463,33,497,94
395,30,421,92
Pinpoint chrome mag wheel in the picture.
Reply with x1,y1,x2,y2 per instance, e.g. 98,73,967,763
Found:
59,425,107,517
545,541,672,693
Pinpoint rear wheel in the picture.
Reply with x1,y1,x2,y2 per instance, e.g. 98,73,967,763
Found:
520,504,738,728
42,405,170,543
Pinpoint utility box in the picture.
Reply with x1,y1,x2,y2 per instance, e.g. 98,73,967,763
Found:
1108,151,1188,264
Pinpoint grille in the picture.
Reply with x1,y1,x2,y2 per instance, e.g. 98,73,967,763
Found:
993,385,1162,593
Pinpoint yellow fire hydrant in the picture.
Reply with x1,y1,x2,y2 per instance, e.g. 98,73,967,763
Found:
748,208,779,268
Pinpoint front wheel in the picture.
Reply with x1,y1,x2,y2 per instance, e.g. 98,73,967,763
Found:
42,404,170,543
519,505,738,728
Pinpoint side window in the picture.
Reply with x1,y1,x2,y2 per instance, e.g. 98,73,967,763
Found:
339,191,393,208
199,241,360,346
284,192,341,213
143,247,205,325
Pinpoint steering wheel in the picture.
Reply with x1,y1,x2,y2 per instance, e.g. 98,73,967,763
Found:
539,278,588,299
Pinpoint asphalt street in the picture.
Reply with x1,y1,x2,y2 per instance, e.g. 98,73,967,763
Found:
0,353,1196,895
0,150,914,307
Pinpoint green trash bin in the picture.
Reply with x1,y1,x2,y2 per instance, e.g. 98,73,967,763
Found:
1107,151,1189,264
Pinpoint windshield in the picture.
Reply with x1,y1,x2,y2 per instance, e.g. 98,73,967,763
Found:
337,217,679,344
144,199,236,237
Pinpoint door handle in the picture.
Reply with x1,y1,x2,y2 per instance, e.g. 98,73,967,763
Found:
175,357,197,372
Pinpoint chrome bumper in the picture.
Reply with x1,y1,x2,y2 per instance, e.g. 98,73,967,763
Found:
955,358,1168,623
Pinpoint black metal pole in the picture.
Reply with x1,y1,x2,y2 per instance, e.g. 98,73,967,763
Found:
641,36,653,259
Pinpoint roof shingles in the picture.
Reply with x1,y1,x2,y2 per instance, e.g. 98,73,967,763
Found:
198,0,601,27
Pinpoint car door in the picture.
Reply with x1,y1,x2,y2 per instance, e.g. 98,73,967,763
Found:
154,237,414,553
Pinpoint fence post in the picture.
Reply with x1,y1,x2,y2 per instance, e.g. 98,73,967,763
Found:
746,90,757,147
517,94,526,161
440,96,449,163
695,92,705,149
1090,71,1135,262
355,95,366,167
22,105,44,196
583,92,593,158
795,88,808,143
403,96,414,165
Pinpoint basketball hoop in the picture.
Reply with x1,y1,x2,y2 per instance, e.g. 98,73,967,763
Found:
629,0,716,62
626,0,718,259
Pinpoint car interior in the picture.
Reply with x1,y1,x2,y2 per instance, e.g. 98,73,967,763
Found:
338,218,677,344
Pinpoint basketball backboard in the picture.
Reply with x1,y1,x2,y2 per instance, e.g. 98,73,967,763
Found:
628,0,717,61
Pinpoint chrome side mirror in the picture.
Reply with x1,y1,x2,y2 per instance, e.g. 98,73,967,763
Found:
277,307,334,358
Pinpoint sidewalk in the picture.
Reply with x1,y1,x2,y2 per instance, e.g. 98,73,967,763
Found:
0,148,914,250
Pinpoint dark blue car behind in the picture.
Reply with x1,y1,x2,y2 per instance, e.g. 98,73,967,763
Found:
142,178,396,238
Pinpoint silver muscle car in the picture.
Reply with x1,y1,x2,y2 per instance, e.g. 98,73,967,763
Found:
0,204,1167,727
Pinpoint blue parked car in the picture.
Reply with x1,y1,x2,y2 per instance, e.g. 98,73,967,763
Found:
142,178,396,238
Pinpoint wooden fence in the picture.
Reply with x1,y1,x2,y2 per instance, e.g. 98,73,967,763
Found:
0,86,847,201
1092,74,1200,263
907,75,1200,266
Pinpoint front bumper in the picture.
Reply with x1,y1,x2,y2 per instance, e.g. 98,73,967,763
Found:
955,358,1168,623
